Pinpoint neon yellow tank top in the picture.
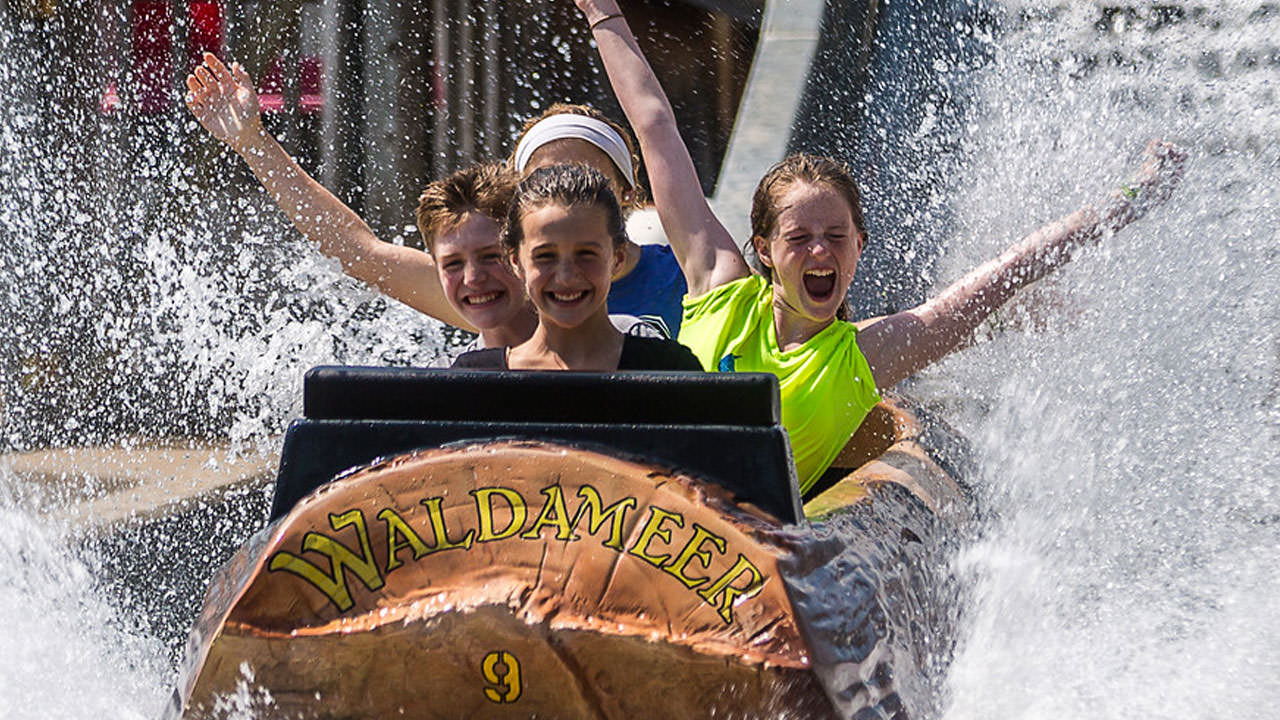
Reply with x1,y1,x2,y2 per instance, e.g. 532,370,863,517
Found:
678,275,881,495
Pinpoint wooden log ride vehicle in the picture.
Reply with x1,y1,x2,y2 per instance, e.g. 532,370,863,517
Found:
165,368,973,719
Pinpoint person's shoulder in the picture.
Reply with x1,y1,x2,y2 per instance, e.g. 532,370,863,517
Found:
432,334,483,367
682,273,767,318
620,335,704,371
641,241,678,265
450,347,507,369
627,242,683,290
796,319,862,358
644,244,686,287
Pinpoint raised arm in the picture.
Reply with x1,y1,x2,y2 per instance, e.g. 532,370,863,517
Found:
859,140,1187,389
573,0,751,296
184,53,474,331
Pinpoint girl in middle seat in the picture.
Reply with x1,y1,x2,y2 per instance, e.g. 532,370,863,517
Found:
511,103,688,337
453,165,703,371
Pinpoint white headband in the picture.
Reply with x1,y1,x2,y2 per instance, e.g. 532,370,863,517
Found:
513,114,635,189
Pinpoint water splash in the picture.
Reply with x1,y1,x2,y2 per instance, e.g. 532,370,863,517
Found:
0,10,455,454
0,476,169,718
923,3,1280,717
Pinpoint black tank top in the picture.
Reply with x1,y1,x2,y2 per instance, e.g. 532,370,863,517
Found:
452,335,703,371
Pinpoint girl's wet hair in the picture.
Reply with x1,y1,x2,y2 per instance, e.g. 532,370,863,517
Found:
749,153,869,321
503,165,630,254
750,154,868,249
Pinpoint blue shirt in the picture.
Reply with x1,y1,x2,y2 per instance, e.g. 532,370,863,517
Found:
607,244,687,338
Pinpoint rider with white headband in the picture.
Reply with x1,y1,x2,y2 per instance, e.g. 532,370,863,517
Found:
510,104,688,338
513,114,636,188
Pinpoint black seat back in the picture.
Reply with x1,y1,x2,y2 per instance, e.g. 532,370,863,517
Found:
272,367,802,524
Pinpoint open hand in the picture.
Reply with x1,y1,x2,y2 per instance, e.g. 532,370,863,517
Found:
1129,139,1187,209
185,52,262,152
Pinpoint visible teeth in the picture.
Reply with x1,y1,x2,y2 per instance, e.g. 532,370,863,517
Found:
551,291,586,302
805,269,835,277
465,292,499,304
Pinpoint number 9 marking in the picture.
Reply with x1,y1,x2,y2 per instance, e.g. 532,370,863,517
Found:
481,650,522,703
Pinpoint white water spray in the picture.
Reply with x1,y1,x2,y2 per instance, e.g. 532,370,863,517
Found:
0,480,169,718
927,3,1280,717
0,6,454,715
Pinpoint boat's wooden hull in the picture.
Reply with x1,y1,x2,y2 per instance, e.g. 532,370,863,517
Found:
167,394,970,719
171,440,836,719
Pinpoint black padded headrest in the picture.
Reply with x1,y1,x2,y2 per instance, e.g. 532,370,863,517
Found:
303,366,780,426
275,366,802,524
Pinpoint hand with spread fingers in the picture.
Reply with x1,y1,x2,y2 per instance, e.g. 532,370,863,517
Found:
1091,139,1187,234
185,52,263,152
1122,139,1188,216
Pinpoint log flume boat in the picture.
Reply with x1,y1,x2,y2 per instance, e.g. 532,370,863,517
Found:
165,368,973,719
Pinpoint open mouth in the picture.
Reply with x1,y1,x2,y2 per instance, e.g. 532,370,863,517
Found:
462,291,503,307
547,289,590,306
802,269,837,301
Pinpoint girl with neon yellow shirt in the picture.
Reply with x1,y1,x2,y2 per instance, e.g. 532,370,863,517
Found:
571,0,1186,496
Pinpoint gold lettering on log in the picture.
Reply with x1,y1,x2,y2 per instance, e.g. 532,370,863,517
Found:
472,487,528,543
268,509,385,612
378,508,432,572
627,506,684,568
520,485,579,541
570,485,636,551
270,483,768,626
662,523,728,589
697,554,766,624
420,497,475,551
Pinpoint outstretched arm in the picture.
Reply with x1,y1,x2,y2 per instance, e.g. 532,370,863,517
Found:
184,53,474,331
573,0,751,297
859,140,1187,389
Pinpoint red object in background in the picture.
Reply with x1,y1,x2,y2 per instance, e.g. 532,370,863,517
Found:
187,1,224,70
257,57,286,113
132,0,173,115
125,0,321,117
300,56,323,115
99,81,121,114
433,65,445,110
258,55,325,115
